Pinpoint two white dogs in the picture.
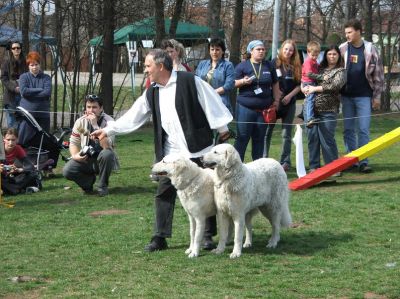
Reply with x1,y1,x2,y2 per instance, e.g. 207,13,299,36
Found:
152,154,254,258
152,143,292,258
202,144,292,258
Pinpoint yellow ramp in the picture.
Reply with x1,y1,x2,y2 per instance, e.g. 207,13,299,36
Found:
345,127,400,161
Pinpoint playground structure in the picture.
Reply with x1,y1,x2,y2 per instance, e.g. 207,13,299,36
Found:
289,127,400,191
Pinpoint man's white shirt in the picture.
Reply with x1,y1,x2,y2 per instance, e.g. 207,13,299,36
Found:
104,71,233,158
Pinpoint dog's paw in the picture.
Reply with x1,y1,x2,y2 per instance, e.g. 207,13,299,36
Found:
185,248,192,255
229,251,242,259
266,240,278,248
243,242,252,248
188,251,199,258
212,247,225,254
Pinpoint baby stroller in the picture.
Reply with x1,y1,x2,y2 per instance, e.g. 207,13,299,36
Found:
16,106,71,175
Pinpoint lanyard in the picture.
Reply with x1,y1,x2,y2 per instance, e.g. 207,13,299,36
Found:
250,61,262,87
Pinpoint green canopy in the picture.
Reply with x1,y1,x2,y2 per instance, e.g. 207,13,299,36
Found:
89,17,224,46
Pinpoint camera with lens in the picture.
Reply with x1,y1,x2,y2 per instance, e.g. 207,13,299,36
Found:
3,164,13,171
79,145,99,157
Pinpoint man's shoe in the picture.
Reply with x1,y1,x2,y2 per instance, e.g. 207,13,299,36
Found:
144,236,168,252
82,187,96,195
98,187,109,197
359,164,372,173
202,236,216,251
281,162,290,172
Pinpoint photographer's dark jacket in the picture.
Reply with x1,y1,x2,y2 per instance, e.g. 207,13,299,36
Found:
104,71,232,161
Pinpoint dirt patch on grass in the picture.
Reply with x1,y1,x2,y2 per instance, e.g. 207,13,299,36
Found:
89,209,131,217
364,292,387,299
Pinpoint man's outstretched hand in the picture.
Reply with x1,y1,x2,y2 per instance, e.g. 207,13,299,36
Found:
91,129,108,141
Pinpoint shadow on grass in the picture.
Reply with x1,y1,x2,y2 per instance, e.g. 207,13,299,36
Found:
312,175,400,189
242,231,353,256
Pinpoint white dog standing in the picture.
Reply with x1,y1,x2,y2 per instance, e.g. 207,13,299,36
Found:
151,154,217,258
203,144,292,258
152,154,255,258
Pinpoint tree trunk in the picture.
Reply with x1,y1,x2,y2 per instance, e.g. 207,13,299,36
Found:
207,0,222,39
100,0,115,116
22,0,30,54
288,0,296,38
361,0,373,41
230,0,244,66
282,0,288,40
169,0,185,37
306,0,311,42
154,0,165,47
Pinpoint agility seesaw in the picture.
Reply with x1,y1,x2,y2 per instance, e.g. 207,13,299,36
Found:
289,126,400,191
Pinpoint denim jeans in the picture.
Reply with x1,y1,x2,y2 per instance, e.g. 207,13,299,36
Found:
303,82,316,120
234,103,267,161
306,111,339,170
4,95,21,128
341,96,371,165
264,102,296,166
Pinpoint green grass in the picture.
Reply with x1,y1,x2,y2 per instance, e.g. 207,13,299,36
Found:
1,116,399,298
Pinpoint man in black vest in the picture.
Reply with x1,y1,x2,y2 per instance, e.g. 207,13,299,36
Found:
92,49,233,252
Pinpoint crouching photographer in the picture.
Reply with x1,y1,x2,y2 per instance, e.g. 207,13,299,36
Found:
63,95,119,197
1,128,41,195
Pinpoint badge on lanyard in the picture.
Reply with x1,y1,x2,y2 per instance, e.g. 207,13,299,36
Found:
254,87,263,95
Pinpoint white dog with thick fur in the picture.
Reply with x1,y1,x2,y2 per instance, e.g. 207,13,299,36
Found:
203,144,292,258
152,154,255,258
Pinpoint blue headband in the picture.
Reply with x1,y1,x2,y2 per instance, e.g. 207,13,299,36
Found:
247,40,264,53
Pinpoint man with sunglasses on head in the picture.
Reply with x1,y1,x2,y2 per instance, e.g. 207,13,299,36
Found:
91,49,233,252
63,95,118,197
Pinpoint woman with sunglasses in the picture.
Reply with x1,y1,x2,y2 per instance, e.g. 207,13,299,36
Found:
18,52,52,146
1,41,27,128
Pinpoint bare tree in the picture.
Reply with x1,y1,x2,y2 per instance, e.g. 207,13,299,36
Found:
230,0,244,66
154,0,166,46
207,0,222,38
100,0,116,115
22,0,30,53
169,0,185,37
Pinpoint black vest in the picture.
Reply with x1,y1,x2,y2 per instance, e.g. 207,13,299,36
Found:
146,72,213,162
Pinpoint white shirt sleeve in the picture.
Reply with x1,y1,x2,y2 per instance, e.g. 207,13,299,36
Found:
104,91,151,136
194,76,233,133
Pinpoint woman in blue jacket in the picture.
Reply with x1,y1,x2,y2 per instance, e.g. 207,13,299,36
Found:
196,38,235,112
18,51,51,146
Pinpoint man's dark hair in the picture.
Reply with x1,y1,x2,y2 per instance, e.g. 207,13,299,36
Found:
84,94,103,107
344,19,362,32
208,38,226,54
148,49,173,72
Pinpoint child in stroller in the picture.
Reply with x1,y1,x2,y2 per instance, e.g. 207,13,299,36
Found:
1,128,42,195
16,106,70,177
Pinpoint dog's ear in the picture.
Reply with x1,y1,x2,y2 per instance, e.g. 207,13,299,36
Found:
224,146,237,169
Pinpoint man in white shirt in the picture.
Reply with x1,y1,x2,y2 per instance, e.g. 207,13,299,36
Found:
92,49,233,252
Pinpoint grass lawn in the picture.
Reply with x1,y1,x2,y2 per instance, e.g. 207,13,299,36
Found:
0,115,399,298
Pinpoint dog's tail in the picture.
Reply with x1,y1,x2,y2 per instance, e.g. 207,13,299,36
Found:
280,189,292,228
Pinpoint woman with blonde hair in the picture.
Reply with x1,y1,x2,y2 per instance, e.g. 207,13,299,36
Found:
263,39,302,171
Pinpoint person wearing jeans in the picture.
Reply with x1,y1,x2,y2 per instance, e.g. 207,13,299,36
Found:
339,19,384,173
301,45,346,175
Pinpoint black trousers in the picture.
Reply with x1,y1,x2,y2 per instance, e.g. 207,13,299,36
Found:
153,157,217,238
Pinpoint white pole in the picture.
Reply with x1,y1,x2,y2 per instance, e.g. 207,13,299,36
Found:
271,0,280,59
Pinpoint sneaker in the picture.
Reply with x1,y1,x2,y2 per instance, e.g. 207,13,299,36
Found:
202,236,216,250
331,172,342,177
26,186,39,194
43,168,56,178
359,164,372,173
97,187,109,197
281,162,290,172
144,236,168,252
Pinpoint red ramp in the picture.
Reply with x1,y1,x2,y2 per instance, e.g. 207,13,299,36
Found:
289,157,358,190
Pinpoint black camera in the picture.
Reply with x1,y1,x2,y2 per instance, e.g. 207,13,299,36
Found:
79,145,98,157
